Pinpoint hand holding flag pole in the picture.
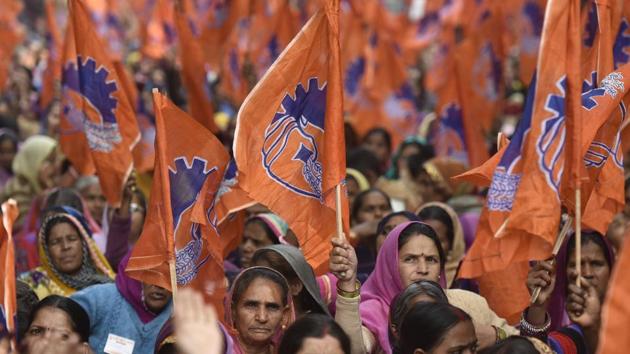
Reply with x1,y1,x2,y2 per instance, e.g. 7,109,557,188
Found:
530,216,573,304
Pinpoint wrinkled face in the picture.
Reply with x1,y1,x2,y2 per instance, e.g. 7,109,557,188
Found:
376,215,411,252
47,222,83,275
425,320,477,354
239,221,276,268
298,335,345,354
363,132,390,165
25,307,76,342
141,283,172,313
0,139,16,171
38,149,58,190
233,278,288,348
398,234,441,288
355,192,391,224
423,219,450,254
567,241,611,301
80,183,106,223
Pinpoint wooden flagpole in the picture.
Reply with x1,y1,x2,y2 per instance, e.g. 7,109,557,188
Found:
335,184,345,240
530,216,573,304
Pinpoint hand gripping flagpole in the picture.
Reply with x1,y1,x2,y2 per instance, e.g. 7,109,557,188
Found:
335,184,345,241
530,216,573,304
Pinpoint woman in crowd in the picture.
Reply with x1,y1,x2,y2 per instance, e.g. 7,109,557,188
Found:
252,244,330,317
398,302,477,354
19,207,114,299
15,187,89,273
388,280,449,353
278,314,351,354
1,134,57,229
521,231,615,353
238,214,290,269
417,203,466,287
20,295,91,353
375,211,420,252
71,253,173,353
350,188,392,280
331,221,516,354
0,128,18,188
226,267,293,354
361,128,392,172
346,168,370,207
384,137,434,181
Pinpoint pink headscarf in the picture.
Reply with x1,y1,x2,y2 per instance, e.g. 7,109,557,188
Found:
360,221,446,354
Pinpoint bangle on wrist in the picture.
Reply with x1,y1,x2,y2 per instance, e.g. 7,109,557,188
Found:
520,308,551,337
336,280,361,298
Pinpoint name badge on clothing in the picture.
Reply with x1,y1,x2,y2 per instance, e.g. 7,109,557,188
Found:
104,333,135,354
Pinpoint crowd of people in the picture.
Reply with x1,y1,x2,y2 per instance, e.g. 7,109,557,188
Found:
1,1,630,354
2,121,627,354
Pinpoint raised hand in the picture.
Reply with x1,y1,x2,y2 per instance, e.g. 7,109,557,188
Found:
526,260,556,306
174,288,223,354
329,237,358,293
567,278,601,329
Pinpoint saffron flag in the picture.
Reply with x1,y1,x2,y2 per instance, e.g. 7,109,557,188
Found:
61,0,140,207
596,227,630,354
234,0,348,273
0,200,18,341
460,1,630,277
215,159,254,225
174,4,219,133
141,0,176,59
126,90,229,312
0,1,23,91
39,0,63,111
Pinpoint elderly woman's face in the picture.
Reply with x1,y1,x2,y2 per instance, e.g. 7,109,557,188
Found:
47,222,83,275
233,278,288,347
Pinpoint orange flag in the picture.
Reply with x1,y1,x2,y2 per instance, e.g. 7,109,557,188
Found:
596,228,630,354
40,0,63,111
141,0,176,59
460,2,630,277
0,200,18,343
173,4,219,133
126,90,229,312
61,0,140,207
0,1,23,91
234,0,348,273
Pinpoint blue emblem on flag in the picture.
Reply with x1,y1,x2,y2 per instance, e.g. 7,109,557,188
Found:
262,77,326,201
62,56,122,153
169,157,218,285
614,18,630,69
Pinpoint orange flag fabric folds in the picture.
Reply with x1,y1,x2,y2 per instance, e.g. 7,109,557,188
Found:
234,0,348,273
0,200,18,340
597,228,630,354
126,91,229,310
61,0,140,207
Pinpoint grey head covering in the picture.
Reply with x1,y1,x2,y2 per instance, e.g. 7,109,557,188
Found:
253,244,330,316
